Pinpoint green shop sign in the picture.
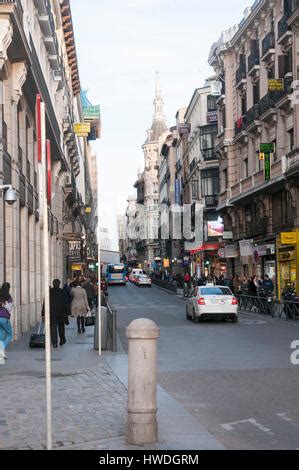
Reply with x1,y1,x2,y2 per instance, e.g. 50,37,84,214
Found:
260,143,275,154
264,153,271,181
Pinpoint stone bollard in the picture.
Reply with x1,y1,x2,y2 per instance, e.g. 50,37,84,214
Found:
126,318,160,445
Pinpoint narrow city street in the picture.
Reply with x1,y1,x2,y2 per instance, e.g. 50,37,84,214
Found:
109,283,299,450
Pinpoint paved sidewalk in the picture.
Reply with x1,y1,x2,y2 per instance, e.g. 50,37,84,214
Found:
0,319,224,450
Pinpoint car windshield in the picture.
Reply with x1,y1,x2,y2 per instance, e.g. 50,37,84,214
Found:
200,287,232,296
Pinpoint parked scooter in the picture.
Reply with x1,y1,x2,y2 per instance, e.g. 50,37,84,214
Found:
283,288,299,320
258,287,273,316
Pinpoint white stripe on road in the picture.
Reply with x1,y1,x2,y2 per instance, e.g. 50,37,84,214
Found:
221,418,274,435
113,305,181,309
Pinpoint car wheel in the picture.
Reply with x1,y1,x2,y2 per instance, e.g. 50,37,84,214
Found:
232,316,238,323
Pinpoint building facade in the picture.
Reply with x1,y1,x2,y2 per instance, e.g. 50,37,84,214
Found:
209,0,299,297
0,0,98,340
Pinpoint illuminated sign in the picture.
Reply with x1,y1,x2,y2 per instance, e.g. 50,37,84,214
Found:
74,123,91,135
281,232,297,245
268,79,284,92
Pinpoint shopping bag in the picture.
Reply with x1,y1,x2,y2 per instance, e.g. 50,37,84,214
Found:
29,322,45,348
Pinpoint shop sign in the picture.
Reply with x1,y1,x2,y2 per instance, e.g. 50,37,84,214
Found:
268,79,284,92
74,123,91,135
210,80,222,96
208,220,224,238
163,259,170,268
207,110,218,123
71,264,83,271
218,248,225,258
83,105,101,121
281,232,297,245
178,123,191,135
68,240,82,261
264,153,271,181
239,239,253,257
257,245,267,256
223,231,233,240
225,245,239,258
260,143,275,154
85,207,92,214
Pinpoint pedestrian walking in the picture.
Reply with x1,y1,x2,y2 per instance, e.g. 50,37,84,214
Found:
0,283,13,361
184,272,191,297
233,274,242,295
42,279,71,348
63,278,73,305
82,277,96,310
71,281,90,334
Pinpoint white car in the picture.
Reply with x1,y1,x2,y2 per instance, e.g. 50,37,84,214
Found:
136,275,152,287
186,285,239,323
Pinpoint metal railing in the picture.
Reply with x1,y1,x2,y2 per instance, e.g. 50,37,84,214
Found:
278,14,290,39
236,65,246,85
27,183,34,215
262,31,275,57
151,277,178,294
248,52,260,72
19,173,26,207
238,294,299,321
246,104,260,125
3,151,12,185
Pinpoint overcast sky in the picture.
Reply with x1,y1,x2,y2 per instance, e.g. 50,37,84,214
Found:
71,0,252,250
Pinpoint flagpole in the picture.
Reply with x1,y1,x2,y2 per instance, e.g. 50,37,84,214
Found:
97,152,101,356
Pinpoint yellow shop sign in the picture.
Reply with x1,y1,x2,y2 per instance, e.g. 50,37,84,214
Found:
74,123,91,135
281,232,297,245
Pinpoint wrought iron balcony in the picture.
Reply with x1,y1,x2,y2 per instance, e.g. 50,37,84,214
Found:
248,52,260,75
27,183,34,215
234,116,247,136
205,195,219,207
3,151,12,185
244,216,268,238
236,65,247,88
202,149,217,161
246,104,260,126
278,14,292,44
287,0,299,20
261,32,275,60
19,173,26,207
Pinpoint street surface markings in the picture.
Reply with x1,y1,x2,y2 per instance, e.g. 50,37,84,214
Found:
276,413,298,425
221,418,274,435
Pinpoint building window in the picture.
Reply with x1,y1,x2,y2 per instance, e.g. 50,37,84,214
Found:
200,124,218,161
201,168,219,204
241,95,247,116
253,80,260,105
288,128,294,153
191,180,199,200
207,95,217,112
243,158,248,178
222,169,228,191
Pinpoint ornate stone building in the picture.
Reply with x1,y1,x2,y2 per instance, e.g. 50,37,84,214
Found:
135,74,167,270
0,0,98,339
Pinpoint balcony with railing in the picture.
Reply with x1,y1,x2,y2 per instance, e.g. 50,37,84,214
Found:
287,0,299,25
236,64,247,89
246,104,261,132
261,32,275,62
244,216,268,238
27,183,34,215
234,116,247,142
278,14,292,45
248,52,260,77
19,173,26,207
3,151,12,185
202,149,218,161
205,195,219,208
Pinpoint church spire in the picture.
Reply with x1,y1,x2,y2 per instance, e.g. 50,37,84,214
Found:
153,71,164,121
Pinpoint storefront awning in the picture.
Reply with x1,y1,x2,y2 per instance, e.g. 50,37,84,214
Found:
189,243,220,255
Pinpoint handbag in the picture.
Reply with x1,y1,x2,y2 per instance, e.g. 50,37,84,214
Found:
29,322,45,348
85,313,95,327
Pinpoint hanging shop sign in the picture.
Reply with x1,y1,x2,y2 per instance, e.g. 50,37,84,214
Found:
223,231,233,240
210,80,222,96
260,143,275,154
83,105,101,121
264,153,271,181
218,248,225,258
178,123,191,135
85,207,92,214
163,259,170,268
268,79,284,92
208,220,224,238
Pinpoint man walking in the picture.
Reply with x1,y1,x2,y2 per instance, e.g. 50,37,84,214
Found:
42,279,71,347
